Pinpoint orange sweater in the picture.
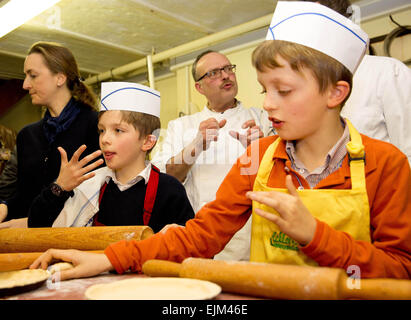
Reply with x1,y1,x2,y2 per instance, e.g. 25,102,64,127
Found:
105,134,411,279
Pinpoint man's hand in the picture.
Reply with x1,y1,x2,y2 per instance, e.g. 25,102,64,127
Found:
246,175,317,246
30,249,114,281
229,119,263,148
166,118,226,182
56,145,103,191
196,118,227,151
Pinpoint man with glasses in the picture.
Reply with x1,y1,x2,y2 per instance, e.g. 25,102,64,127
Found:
152,50,272,261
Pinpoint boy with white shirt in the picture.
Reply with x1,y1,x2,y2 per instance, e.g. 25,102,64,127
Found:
27,82,194,231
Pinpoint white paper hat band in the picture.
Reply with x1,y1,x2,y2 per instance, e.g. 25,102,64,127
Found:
266,1,369,74
100,82,160,118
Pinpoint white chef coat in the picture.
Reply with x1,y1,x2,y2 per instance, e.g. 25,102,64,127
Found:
341,55,411,165
152,101,273,261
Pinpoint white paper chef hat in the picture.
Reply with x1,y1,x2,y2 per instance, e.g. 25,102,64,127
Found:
100,82,160,118
266,1,369,74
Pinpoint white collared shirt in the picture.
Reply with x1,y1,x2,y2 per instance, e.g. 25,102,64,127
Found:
107,161,152,191
285,119,350,188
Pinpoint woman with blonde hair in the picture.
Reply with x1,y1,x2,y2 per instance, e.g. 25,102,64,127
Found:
0,41,102,226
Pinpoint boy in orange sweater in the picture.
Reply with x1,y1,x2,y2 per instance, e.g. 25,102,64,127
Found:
31,1,411,280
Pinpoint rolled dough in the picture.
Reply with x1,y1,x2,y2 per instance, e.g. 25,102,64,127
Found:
48,262,74,274
0,269,50,289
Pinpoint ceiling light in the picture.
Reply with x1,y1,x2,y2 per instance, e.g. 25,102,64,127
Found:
0,0,61,38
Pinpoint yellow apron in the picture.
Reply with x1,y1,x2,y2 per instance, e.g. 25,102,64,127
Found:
250,120,371,265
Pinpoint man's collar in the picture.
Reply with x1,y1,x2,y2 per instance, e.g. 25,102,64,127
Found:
206,99,238,114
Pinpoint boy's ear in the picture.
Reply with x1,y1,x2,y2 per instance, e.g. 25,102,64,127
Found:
141,134,157,152
327,81,350,109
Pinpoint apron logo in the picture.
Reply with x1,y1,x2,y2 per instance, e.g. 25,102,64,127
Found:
270,231,299,251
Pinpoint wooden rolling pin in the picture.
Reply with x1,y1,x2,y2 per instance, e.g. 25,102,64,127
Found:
0,226,153,253
0,251,103,272
142,258,411,300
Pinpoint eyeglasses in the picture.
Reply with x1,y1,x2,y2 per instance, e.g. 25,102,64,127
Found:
196,64,236,81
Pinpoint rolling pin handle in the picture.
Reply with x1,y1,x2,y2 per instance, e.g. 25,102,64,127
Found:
339,276,411,300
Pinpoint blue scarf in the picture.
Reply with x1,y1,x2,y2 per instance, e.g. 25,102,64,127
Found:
42,97,81,144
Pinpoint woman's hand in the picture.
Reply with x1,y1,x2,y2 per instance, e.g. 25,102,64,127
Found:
246,175,317,246
30,249,114,281
0,217,28,229
55,145,103,191
0,204,7,223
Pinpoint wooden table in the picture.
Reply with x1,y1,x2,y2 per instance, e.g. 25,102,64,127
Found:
2,273,401,318
1,272,261,300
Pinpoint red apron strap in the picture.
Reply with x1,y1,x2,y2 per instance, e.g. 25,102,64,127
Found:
143,165,160,225
93,182,108,226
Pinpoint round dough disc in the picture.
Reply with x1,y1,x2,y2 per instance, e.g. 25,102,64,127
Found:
85,277,221,300
0,269,50,289
0,269,50,296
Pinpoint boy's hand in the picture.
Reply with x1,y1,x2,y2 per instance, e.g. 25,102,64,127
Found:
229,119,263,148
56,145,104,191
246,175,317,246
30,249,114,281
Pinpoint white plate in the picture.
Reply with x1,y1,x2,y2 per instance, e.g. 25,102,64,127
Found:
85,277,222,300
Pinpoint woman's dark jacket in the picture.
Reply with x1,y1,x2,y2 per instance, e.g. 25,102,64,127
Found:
5,99,100,220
